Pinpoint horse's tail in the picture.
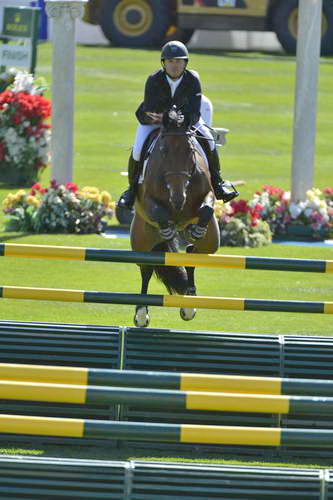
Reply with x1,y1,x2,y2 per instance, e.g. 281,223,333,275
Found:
152,240,188,295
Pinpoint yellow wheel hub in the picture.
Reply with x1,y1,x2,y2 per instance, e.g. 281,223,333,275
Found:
288,8,328,39
113,0,153,37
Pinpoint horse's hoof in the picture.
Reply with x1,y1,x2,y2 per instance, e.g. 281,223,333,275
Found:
180,307,196,321
134,307,150,328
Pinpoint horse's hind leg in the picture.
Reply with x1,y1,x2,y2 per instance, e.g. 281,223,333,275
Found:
180,244,197,322
134,265,153,328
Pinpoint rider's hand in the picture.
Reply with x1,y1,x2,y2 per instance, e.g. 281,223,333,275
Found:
146,112,162,124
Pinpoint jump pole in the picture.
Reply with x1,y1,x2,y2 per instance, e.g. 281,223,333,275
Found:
1,414,333,448
1,243,332,273
2,379,333,416
1,285,332,314
3,362,333,397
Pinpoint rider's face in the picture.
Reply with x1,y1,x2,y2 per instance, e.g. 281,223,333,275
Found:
164,58,187,80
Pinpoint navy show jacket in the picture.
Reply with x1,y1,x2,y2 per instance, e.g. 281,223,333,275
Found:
135,69,202,126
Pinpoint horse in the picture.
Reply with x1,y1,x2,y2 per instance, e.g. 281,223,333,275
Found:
130,105,220,327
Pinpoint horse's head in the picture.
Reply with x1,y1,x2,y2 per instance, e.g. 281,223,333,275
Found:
162,105,188,132
159,106,195,211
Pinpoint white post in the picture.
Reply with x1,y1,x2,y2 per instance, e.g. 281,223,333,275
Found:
45,0,87,184
291,0,322,202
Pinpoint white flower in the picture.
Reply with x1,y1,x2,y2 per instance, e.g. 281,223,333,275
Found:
289,201,305,219
308,197,321,210
12,71,34,93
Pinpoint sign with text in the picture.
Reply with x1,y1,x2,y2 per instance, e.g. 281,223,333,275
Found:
0,43,32,68
0,6,39,72
2,6,35,38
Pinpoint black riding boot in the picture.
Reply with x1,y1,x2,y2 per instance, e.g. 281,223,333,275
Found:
117,154,141,209
207,148,239,202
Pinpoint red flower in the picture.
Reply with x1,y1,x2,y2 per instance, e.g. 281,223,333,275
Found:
230,199,249,214
262,185,285,199
0,90,14,109
65,182,79,192
11,113,23,125
31,183,41,191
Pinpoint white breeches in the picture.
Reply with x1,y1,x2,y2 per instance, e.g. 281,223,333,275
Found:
193,117,215,151
132,117,214,161
201,94,213,127
132,124,160,161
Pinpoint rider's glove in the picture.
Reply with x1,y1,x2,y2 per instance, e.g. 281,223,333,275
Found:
169,109,178,120
176,113,184,125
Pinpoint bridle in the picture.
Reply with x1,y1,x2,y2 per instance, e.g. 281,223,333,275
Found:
159,129,197,180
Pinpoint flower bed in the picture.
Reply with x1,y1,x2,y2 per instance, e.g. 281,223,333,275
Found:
215,199,272,247
0,70,51,186
251,186,333,241
2,181,114,234
215,186,333,247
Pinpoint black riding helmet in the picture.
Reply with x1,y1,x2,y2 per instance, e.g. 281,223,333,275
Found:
161,40,189,62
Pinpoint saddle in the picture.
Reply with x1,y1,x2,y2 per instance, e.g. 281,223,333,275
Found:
137,129,160,184
139,129,160,165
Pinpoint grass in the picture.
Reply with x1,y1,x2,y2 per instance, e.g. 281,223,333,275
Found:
0,43,332,466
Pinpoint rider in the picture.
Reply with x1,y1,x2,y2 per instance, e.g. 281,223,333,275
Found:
118,40,238,209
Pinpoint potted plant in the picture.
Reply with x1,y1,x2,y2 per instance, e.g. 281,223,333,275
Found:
0,70,51,186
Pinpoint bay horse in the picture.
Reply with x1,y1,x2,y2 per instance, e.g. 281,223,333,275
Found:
130,106,220,327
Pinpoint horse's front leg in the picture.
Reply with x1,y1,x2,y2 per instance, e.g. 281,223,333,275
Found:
134,264,153,328
131,213,158,328
180,215,220,322
180,244,197,322
147,197,177,241
185,192,215,242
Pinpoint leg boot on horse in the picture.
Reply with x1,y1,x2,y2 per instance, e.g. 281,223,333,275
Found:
117,152,141,210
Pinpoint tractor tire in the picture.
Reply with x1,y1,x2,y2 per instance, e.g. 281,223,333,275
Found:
164,26,194,45
272,0,333,56
99,0,172,47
